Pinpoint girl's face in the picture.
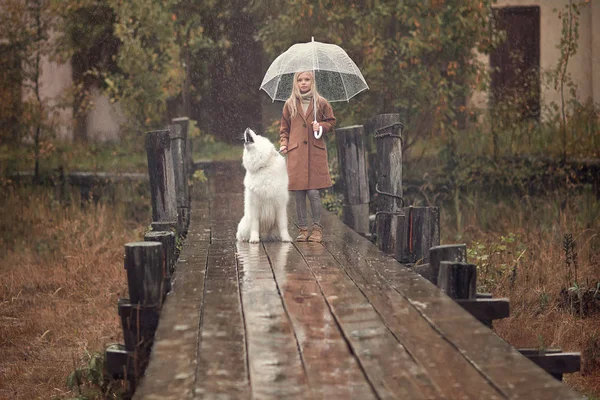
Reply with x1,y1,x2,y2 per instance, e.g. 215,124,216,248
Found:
297,72,312,94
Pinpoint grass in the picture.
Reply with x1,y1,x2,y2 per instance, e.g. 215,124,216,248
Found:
0,184,148,399
0,136,148,175
439,186,600,398
192,134,242,161
0,133,242,178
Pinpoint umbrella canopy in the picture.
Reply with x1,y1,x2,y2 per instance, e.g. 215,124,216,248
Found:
260,38,369,103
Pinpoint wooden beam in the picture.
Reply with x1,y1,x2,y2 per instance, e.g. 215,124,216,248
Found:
455,298,510,323
522,352,581,380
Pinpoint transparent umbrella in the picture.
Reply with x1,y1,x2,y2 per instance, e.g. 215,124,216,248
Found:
260,37,369,138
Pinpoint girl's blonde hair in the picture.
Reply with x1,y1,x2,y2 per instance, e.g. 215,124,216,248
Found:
285,71,323,119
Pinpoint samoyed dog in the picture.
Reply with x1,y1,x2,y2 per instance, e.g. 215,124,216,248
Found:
236,128,292,243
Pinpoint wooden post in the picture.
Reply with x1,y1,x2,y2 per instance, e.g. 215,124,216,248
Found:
428,244,467,285
105,343,134,380
412,263,433,282
437,261,477,300
335,125,370,234
151,221,176,232
366,114,404,255
121,241,164,381
145,130,177,223
172,117,192,177
168,123,190,235
124,241,164,306
396,206,440,264
144,230,176,295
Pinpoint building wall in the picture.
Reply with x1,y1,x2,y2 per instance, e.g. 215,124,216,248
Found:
85,86,126,142
472,0,596,113
593,1,600,106
22,29,125,142
35,54,74,140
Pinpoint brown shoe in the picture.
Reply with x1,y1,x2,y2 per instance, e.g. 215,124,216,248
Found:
295,227,309,242
308,224,323,243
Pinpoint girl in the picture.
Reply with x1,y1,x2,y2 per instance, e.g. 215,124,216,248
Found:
279,71,336,243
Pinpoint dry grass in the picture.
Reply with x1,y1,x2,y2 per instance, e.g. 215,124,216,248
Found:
443,188,600,398
0,185,147,400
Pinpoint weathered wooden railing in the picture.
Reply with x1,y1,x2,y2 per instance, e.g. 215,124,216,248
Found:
334,113,581,381
104,117,192,392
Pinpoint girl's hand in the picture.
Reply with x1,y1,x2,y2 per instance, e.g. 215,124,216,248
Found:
279,145,288,154
312,121,320,131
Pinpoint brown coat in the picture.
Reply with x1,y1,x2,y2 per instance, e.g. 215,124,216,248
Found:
279,98,336,191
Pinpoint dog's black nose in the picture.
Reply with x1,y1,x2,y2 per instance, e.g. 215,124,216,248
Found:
244,128,255,144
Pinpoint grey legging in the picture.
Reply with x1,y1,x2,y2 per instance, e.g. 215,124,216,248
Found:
294,189,322,228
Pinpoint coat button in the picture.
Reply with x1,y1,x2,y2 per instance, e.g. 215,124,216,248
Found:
303,140,308,144
303,123,306,127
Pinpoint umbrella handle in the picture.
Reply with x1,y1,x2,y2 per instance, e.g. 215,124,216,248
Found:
313,126,323,139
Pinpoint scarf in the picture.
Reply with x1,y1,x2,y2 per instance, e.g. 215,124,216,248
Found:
300,91,313,114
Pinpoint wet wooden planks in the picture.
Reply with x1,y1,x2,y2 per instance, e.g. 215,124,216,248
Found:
263,242,377,399
135,161,582,400
133,174,211,399
317,210,581,399
236,243,309,399
195,163,249,398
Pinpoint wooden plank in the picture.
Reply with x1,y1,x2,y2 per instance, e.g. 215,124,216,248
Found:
317,211,582,399
210,192,244,242
294,242,441,399
264,242,377,399
319,214,505,400
235,242,310,399
134,183,211,399
194,242,250,399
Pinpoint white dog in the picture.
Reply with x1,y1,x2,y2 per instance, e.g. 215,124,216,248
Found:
236,128,292,243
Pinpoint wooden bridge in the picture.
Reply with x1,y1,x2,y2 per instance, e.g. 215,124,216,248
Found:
126,160,581,400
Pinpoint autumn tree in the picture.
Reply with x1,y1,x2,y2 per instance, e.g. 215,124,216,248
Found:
0,0,61,180
258,0,498,153
54,0,120,142
99,0,184,132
